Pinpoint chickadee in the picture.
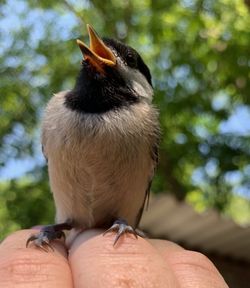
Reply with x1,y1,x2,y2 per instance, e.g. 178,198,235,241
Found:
27,25,160,249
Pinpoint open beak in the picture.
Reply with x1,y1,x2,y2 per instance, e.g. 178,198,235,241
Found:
77,24,116,72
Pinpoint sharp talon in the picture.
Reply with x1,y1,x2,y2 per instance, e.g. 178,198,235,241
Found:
103,224,119,236
60,231,66,241
135,229,146,238
26,223,71,251
26,235,36,248
103,219,139,245
113,233,121,246
38,243,49,252
42,240,54,252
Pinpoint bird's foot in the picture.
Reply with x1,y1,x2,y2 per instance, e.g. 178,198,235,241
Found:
103,218,138,245
26,222,72,251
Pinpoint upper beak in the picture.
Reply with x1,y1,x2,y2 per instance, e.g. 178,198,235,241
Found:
77,24,116,71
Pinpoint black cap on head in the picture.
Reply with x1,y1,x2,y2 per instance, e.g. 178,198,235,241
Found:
103,38,152,86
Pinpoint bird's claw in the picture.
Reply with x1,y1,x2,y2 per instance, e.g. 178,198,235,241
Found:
103,219,138,245
26,226,65,251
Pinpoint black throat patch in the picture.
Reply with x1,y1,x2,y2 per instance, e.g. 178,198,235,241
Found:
65,38,152,114
64,62,139,114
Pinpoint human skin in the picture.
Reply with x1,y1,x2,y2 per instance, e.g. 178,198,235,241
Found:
0,229,228,288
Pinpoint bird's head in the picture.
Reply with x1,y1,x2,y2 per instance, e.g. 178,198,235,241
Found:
66,24,153,114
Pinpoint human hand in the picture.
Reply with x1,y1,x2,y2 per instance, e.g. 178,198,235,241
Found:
0,229,228,287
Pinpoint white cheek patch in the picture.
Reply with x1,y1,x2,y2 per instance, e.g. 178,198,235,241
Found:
116,59,153,103
130,69,153,102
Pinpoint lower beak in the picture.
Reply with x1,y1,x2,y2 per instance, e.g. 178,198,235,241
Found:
77,25,116,73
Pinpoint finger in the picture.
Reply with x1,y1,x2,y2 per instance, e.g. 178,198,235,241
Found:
0,229,73,288
150,239,229,288
148,239,184,253
69,229,180,288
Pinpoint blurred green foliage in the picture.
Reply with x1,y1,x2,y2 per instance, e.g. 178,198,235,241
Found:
0,0,250,239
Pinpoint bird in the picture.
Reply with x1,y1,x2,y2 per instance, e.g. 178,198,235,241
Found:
27,24,160,249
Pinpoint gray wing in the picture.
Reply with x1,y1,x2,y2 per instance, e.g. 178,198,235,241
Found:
41,123,49,163
135,135,160,227
42,144,48,163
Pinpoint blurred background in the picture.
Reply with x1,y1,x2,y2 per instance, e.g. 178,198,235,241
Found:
0,0,250,239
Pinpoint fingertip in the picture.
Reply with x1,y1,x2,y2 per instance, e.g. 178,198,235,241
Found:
0,229,67,258
69,230,178,288
148,239,184,255
1,229,39,250
0,229,73,288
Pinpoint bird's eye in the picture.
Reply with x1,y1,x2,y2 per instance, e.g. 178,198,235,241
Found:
126,53,137,68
